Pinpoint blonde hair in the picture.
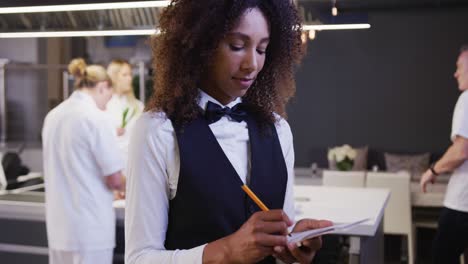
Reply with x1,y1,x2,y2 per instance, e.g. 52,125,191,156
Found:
68,58,110,89
107,59,140,110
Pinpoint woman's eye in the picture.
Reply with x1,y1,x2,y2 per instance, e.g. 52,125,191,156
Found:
256,49,266,55
229,44,243,51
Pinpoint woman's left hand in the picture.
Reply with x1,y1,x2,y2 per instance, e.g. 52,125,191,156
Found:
114,190,126,200
273,219,333,264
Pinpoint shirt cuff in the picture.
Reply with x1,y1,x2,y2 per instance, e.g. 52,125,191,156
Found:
101,163,124,177
128,244,207,264
192,244,206,264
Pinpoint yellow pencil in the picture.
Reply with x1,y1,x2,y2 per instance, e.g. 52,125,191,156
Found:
241,184,270,211
241,184,292,237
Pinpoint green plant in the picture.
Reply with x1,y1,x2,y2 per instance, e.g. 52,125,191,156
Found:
121,107,130,128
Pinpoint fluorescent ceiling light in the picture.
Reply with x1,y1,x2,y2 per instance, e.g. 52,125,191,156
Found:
0,23,370,38
0,1,170,14
0,29,159,38
303,24,371,31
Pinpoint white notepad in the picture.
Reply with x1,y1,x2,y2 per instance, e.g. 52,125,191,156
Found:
287,218,370,245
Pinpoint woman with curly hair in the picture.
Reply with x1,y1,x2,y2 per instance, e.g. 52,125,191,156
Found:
125,0,331,263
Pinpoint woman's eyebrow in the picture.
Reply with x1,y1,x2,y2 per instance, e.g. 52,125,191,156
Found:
227,32,270,44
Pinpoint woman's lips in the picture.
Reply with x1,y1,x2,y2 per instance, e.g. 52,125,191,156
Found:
232,77,254,88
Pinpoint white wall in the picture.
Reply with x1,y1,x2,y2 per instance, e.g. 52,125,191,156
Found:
86,36,151,64
0,39,39,62
20,147,43,172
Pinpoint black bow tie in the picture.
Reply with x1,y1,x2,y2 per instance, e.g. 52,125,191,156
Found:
204,101,247,124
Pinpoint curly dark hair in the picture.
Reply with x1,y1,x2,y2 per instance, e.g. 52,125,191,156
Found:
147,0,304,127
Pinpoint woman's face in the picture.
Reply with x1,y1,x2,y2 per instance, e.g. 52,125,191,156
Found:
116,64,133,93
455,51,468,91
202,7,270,105
95,81,113,110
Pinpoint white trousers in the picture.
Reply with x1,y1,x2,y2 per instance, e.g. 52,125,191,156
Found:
49,249,113,264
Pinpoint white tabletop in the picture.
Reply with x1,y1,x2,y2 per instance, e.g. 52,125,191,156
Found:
293,185,390,236
295,168,447,208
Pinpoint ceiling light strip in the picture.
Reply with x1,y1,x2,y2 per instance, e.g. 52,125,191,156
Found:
0,29,159,38
0,1,171,14
0,23,370,38
303,23,371,30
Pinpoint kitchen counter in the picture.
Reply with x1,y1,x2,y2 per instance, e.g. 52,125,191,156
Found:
0,191,125,223
0,191,125,264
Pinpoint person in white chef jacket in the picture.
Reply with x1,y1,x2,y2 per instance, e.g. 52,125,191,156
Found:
42,58,125,264
105,59,144,164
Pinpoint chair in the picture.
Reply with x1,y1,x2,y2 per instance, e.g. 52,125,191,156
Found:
0,159,6,192
322,170,366,188
366,171,414,264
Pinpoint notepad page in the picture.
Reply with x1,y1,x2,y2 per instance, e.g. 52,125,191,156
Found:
287,218,370,244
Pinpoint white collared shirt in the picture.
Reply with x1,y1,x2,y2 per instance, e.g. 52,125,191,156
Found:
445,90,468,212
125,90,295,264
105,94,144,168
42,91,124,251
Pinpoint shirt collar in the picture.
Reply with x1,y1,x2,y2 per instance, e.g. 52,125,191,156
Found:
70,90,99,110
198,89,242,111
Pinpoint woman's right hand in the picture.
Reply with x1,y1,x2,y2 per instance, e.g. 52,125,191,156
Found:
203,209,292,264
117,127,125,136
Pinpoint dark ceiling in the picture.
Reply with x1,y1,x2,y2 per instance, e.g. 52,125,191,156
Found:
300,0,468,10
0,0,155,8
0,0,466,32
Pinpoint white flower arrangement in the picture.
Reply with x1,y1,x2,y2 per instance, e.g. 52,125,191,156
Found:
328,144,357,171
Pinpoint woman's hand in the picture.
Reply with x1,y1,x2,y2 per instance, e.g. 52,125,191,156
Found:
203,210,292,264
273,219,333,264
113,190,125,200
117,127,125,136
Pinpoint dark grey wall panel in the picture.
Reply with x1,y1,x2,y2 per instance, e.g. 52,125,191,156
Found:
0,252,48,264
290,8,468,167
0,219,47,246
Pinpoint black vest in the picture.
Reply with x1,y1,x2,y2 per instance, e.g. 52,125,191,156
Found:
165,111,288,264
